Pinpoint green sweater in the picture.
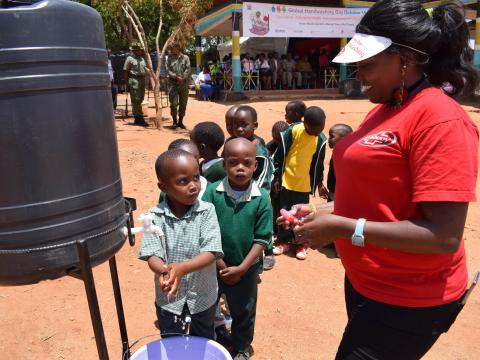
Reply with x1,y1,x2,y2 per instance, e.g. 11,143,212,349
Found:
202,179,273,266
253,141,274,192
201,159,227,183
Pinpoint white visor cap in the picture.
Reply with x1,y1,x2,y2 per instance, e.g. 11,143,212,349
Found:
333,33,392,64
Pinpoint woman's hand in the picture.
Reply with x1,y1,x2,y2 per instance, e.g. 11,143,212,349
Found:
276,202,334,230
276,203,312,229
293,213,340,249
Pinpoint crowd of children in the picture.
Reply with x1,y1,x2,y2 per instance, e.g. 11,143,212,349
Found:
139,100,353,359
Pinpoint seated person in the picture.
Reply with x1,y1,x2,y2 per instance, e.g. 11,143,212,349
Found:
282,53,301,89
195,66,220,100
255,53,272,90
296,55,313,89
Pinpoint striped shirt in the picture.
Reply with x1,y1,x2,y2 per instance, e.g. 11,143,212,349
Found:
139,199,223,315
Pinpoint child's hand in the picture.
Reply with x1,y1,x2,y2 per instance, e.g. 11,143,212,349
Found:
157,265,171,293
164,263,186,299
216,259,227,271
272,181,281,194
219,266,244,285
319,184,329,199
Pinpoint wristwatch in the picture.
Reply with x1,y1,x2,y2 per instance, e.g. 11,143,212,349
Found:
351,218,366,247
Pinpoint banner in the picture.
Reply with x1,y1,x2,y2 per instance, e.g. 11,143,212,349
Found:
242,2,368,38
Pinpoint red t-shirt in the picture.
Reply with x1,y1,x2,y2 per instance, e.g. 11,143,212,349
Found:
333,87,479,307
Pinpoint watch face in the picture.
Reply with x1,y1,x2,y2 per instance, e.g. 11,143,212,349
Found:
352,235,365,247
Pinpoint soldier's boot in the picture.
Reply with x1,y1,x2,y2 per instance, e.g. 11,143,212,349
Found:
134,115,149,127
178,116,186,129
171,115,178,129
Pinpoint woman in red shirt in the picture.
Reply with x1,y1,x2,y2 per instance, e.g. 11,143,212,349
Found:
281,1,479,359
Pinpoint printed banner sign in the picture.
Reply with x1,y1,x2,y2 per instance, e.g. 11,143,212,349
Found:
242,2,368,38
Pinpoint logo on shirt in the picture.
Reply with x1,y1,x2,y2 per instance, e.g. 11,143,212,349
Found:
358,131,397,147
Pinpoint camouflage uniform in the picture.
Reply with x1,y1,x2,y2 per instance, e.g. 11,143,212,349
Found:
124,52,147,125
166,53,190,128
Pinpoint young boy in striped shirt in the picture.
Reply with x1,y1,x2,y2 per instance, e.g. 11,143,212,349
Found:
140,149,223,339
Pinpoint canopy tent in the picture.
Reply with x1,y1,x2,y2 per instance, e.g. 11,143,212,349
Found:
195,0,480,92
217,37,288,60
196,0,478,36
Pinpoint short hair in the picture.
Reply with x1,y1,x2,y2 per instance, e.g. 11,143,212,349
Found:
287,101,307,117
272,121,289,138
235,105,257,123
226,105,240,118
223,137,255,159
331,123,353,136
168,138,196,151
155,149,194,179
304,106,326,128
191,122,225,152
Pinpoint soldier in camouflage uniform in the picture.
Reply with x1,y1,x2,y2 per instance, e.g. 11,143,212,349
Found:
166,44,190,129
123,43,148,127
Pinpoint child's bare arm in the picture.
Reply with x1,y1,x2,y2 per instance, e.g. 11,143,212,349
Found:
147,256,167,274
147,256,170,293
220,244,264,283
165,251,216,298
239,243,264,273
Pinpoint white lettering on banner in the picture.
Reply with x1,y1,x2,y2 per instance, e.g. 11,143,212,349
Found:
243,2,368,38
358,131,398,147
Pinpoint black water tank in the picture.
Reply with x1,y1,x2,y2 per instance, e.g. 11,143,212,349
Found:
0,0,127,285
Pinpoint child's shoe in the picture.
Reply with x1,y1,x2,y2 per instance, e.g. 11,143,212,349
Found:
215,324,233,349
263,255,276,270
233,351,251,360
273,243,289,255
295,245,307,260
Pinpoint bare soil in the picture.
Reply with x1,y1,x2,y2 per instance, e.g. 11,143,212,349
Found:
1,94,479,360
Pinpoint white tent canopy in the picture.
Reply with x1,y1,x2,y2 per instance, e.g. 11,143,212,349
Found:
217,37,288,60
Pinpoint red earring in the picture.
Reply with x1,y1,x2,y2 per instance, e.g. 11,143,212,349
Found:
389,64,408,108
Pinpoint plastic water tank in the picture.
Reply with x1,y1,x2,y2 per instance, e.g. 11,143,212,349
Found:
0,0,127,285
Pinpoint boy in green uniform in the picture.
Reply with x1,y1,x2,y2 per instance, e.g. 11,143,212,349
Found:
232,105,272,192
203,138,273,360
123,43,148,127
284,100,306,125
190,122,227,183
139,149,223,339
231,105,274,270
272,106,327,260
225,105,239,138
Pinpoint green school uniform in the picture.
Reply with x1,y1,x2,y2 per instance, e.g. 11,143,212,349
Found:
202,179,272,266
201,158,227,183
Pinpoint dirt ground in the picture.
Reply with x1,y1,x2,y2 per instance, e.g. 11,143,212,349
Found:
1,93,479,360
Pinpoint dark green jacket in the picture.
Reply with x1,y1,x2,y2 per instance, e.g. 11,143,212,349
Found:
254,141,274,193
202,180,272,266
273,123,327,195
201,159,227,183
